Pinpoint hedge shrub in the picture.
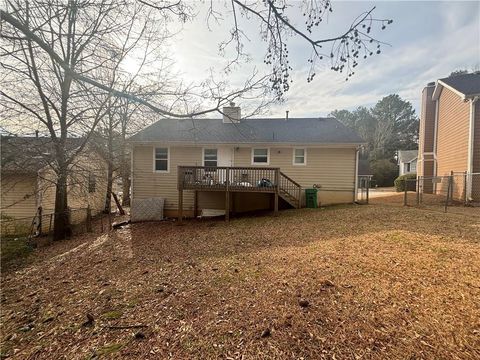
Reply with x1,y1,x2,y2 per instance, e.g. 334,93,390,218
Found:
394,173,417,192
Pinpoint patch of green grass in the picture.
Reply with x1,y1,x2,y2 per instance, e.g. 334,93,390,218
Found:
126,299,139,308
433,246,454,260
386,231,407,242
101,310,123,320
1,236,33,271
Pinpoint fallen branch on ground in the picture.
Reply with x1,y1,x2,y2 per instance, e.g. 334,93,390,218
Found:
105,324,148,329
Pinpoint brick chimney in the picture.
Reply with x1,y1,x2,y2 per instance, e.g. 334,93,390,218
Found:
222,102,241,123
418,82,436,184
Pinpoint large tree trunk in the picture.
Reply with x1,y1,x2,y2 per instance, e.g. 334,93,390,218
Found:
120,120,131,207
53,168,69,241
121,172,131,206
103,109,114,213
104,160,113,213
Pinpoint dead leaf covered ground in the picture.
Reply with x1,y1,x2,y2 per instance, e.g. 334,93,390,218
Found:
1,203,479,359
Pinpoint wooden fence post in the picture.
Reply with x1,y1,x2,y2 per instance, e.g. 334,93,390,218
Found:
403,179,408,206
366,177,370,204
274,168,279,216
225,168,230,222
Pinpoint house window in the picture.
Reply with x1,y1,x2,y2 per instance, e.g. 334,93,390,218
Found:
88,173,96,193
293,148,306,165
404,163,410,173
203,148,218,167
252,148,269,165
154,147,169,172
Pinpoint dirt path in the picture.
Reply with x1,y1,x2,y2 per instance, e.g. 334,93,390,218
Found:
1,205,479,359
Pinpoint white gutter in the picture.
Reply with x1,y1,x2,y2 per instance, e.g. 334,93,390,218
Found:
467,96,479,200
127,140,365,148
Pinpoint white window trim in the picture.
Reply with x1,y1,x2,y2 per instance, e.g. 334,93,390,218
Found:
153,146,170,173
292,147,307,166
202,147,218,167
251,148,270,165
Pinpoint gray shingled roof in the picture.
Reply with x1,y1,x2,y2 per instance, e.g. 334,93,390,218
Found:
1,136,83,173
398,150,418,164
129,118,365,145
439,73,480,97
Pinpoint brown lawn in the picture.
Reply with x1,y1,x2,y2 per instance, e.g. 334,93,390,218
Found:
1,204,479,359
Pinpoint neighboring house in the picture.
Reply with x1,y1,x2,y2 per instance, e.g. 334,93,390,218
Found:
1,136,108,234
129,104,365,220
418,72,480,200
397,150,418,176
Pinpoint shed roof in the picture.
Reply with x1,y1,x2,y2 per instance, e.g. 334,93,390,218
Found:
129,117,365,145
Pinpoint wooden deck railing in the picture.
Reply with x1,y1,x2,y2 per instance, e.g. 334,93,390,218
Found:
178,165,302,209
178,166,280,192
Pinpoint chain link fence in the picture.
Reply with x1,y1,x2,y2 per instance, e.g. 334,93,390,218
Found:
357,175,372,204
402,172,480,214
1,207,115,238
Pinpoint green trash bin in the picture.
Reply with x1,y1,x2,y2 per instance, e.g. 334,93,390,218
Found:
305,188,318,208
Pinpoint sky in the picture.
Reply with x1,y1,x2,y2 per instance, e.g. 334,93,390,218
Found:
168,1,480,118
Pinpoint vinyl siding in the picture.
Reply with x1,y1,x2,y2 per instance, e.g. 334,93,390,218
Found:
436,87,470,175
1,151,108,234
420,86,436,153
132,144,356,212
1,174,37,218
473,101,480,173
233,147,355,190
418,85,436,177
132,145,200,210
38,153,107,219
472,102,480,201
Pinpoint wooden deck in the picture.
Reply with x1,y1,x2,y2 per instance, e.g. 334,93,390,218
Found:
177,166,302,221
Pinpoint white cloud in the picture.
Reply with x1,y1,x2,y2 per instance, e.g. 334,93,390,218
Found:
169,1,479,118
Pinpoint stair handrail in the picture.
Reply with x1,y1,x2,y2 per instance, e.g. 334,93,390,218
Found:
279,171,301,188
279,172,302,207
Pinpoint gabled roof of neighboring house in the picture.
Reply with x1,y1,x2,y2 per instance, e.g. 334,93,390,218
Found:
397,150,418,164
433,73,480,100
1,136,83,174
129,117,365,145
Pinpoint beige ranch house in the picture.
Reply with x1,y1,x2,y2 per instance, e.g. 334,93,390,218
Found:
1,136,107,235
129,105,364,220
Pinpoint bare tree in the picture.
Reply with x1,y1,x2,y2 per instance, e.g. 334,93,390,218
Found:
1,0,392,239
0,0,180,239
1,1,393,109
139,0,393,99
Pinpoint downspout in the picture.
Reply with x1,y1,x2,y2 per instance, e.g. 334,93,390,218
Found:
466,96,479,200
354,146,359,202
433,98,439,177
